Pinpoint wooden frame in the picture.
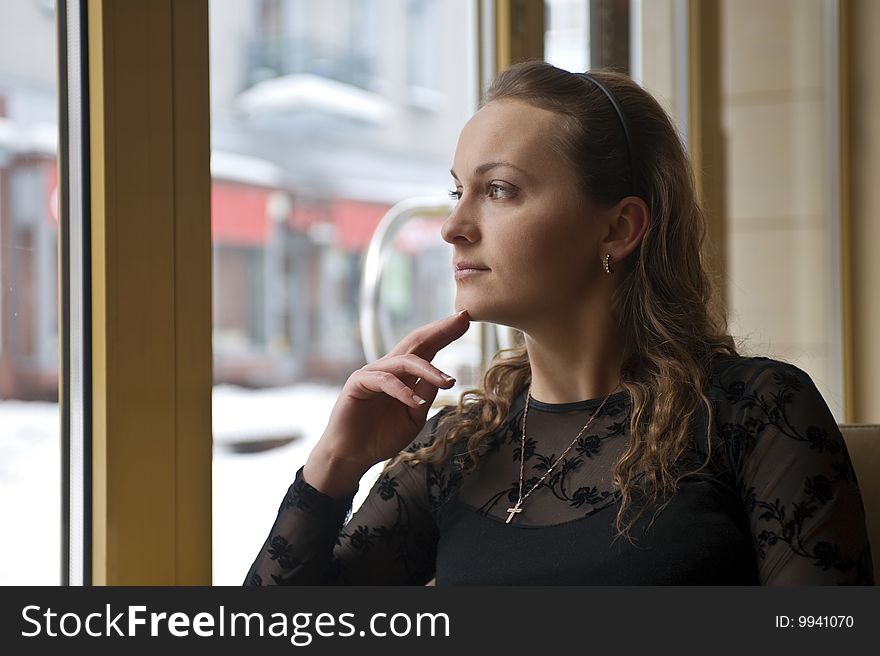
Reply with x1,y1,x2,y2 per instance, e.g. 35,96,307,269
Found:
686,0,727,313
87,0,211,584
495,0,545,71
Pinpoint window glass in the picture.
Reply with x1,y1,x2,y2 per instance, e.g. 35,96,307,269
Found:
209,0,478,584
0,0,61,585
634,0,843,417
632,0,686,127
720,0,843,417
545,0,590,73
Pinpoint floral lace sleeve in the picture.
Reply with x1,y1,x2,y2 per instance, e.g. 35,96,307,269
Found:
731,361,874,585
243,408,452,586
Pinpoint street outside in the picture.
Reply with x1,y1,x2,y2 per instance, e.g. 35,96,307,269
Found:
0,382,445,586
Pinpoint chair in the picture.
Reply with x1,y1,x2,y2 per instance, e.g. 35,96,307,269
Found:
838,424,880,584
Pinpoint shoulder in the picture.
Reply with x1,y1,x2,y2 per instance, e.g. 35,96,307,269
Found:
705,354,835,462
707,354,819,412
709,353,810,387
707,354,845,471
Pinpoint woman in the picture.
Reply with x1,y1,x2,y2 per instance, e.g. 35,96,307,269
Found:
244,61,874,585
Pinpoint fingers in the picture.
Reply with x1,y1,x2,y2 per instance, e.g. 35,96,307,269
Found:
353,310,468,409
353,351,458,409
363,353,457,390
354,369,431,409
412,376,441,408
389,309,471,361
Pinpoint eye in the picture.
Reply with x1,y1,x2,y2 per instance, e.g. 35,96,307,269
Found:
447,188,462,201
488,182,515,200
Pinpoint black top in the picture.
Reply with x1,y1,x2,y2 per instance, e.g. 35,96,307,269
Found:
243,355,875,585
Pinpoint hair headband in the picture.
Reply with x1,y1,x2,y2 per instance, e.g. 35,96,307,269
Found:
578,72,636,197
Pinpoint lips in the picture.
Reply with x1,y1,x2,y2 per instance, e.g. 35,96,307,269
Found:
454,261,490,281
455,261,490,271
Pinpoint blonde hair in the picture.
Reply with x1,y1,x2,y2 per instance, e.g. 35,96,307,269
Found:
386,61,738,544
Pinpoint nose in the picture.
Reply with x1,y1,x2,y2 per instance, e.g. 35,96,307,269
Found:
440,200,479,245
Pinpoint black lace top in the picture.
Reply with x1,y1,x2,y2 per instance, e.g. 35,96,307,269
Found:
243,355,875,585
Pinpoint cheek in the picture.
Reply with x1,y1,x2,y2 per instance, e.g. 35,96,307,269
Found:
516,224,588,276
486,201,593,291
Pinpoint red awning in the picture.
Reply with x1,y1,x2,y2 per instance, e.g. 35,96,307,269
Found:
330,199,388,251
212,181,390,251
46,160,59,224
45,169,392,251
211,182,272,246
290,198,390,252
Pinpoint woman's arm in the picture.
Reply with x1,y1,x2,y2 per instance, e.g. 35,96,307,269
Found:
242,408,452,586
735,361,874,585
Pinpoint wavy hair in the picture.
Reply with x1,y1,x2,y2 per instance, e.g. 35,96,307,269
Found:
385,60,739,544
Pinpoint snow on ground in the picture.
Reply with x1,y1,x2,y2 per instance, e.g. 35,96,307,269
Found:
212,382,352,585
0,400,62,585
0,382,451,585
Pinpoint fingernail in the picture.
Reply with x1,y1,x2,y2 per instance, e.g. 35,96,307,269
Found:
442,374,456,383
412,394,427,405
457,309,468,318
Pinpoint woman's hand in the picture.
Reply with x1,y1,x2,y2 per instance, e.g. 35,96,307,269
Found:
312,310,471,476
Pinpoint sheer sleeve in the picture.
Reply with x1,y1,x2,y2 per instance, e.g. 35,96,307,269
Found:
243,408,453,586
734,361,874,585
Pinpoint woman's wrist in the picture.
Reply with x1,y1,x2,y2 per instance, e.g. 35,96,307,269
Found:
302,444,371,500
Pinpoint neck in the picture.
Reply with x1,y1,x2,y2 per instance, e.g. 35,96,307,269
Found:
522,306,626,404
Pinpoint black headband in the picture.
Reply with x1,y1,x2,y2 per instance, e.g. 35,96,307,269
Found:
578,72,636,197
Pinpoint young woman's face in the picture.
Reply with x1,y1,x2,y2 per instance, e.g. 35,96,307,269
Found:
442,99,606,329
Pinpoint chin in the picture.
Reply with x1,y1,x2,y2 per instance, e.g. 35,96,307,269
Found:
454,297,521,330
454,304,481,323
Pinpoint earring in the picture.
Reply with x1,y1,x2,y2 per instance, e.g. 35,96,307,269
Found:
603,253,614,274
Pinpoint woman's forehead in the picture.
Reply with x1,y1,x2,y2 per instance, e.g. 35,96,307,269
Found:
455,100,567,176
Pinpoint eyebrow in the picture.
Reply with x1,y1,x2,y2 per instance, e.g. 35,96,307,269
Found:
449,161,533,181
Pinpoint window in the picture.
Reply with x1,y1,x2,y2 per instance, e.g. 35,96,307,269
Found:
0,0,62,584
209,0,478,584
720,0,844,418
545,0,590,72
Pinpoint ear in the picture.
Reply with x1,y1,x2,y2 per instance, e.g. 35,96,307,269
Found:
598,196,650,264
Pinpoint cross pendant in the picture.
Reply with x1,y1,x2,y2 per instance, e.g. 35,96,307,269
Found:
505,505,523,524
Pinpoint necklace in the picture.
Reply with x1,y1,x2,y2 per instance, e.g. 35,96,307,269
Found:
505,385,617,524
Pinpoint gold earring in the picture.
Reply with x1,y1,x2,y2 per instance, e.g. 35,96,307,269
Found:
604,253,614,274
